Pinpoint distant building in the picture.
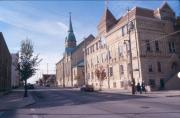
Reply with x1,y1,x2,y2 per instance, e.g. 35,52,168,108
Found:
42,74,57,87
56,13,94,87
85,2,180,90
11,53,20,88
0,32,11,93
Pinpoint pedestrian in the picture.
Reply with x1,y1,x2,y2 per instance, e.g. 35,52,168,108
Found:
136,83,142,94
141,82,146,94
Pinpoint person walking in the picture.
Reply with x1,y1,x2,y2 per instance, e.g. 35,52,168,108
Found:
141,82,146,94
136,83,142,94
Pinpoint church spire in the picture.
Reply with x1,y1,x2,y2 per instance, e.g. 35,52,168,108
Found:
68,12,73,32
65,12,76,52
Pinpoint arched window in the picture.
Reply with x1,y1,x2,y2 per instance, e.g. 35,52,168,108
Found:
171,62,177,72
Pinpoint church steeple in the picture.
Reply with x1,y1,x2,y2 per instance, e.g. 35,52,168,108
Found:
65,12,76,53
68,12,73,32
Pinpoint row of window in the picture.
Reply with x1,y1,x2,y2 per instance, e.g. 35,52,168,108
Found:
88,40,176,67
89,61,167,80
145,40,176,53
148,62,162,72
86,40,101,55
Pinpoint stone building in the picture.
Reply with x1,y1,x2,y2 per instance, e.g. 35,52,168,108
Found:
85,2,180,90
11,53,20,88
0,32,12,92
56,13,94,87
41,74,57,87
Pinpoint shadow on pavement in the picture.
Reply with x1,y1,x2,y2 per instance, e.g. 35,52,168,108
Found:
26,89,152,108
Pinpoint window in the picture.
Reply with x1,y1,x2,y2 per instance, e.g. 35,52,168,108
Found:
171,62,177,71
168,42,176,53
118,45,123,57
127,63,131,74
157,62,161,72
113,82,116,88
92,45,94,52
148,64,153,72
96,43,98,50
91,72,94,79
102,53,106,62
87,48,89,55
109,67,113,76
146,40,151,52
108,50,112,59
101,53,103,62
97,56,99,63
155,41,159,52
149,79,156,87
120,81,124,87
119,65,124,74
122,26,125,36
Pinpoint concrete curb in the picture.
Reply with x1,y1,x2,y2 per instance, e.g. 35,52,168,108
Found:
18,93,36,108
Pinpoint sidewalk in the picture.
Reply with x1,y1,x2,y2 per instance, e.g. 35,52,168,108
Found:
0,91,35,117
100,89,180,97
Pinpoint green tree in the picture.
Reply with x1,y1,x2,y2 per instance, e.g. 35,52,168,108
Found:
16,39,41,97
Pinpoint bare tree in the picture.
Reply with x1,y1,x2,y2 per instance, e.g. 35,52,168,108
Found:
95,66,106,91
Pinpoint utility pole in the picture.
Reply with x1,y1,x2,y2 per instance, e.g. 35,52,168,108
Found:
84,38,87,85
106,45,110,89
126,7,135,95
62,58,65,88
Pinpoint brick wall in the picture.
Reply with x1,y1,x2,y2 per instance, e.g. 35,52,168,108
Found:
0,32,12,92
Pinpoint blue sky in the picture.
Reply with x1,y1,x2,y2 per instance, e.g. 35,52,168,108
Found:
0,0,179,83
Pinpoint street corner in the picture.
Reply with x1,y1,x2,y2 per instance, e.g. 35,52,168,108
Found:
21,93,36,108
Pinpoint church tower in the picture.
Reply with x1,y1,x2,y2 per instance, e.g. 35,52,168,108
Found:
65,12,76,53
97,6,117,37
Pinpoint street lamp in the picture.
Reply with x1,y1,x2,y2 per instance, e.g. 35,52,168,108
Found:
83,39,87,85
125,9,136,94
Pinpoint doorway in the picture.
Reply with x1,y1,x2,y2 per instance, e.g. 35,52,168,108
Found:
160,79,165,90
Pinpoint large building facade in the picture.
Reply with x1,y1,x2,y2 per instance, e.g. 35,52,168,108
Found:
56,14,94,87
85,2,180,90
0,32,11,92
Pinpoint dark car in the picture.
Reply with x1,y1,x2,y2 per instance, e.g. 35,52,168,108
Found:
80,85,94,92
27,84,34,89
45,84,50,87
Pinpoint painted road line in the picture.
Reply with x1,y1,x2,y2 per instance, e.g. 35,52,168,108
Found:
32,115,38,118
30,108,38,118
30,108,36,112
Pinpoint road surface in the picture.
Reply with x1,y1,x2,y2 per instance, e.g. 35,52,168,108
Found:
1,88,180,118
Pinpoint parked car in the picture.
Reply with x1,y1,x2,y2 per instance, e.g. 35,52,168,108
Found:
80,85,94,92
45,84,50,87
27,84,34,89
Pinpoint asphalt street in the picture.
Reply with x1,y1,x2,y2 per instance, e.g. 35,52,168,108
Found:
1,88,180,118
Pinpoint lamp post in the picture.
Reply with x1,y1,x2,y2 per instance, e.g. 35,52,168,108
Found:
124,8,135,95
83,39,87,85
62,58,65,88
